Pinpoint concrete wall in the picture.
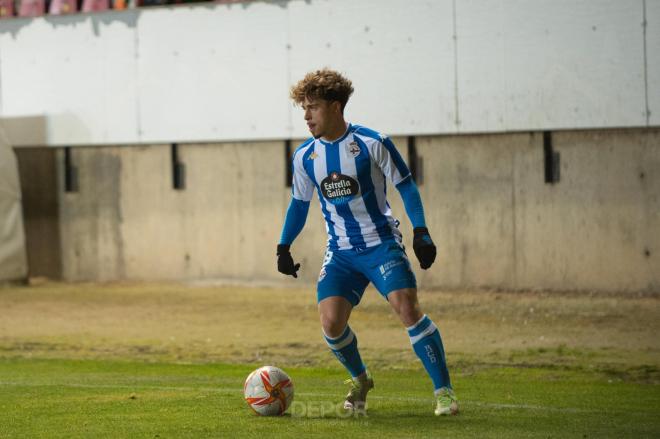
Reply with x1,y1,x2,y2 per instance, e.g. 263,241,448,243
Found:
0,130,28,282
5,1,657,291
56,142,292,281
54,141,332,282
517,130,659,292
31,128,657,293
417,130,659,292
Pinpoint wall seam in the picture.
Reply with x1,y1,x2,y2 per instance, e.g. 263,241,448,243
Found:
643,0,650,126
511,140,518,288
134,12,143,142
0,47,3,115
285,1,292,138
452,0,460,131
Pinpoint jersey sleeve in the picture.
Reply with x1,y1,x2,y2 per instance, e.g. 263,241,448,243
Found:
279,197,310,245
369,136,411,186
395,177,427,229
291,148,314,201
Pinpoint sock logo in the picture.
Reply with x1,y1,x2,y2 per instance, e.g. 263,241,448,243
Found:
425,345,437,364
334,351,347,364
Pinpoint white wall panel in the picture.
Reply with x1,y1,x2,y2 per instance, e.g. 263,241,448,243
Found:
648,0,660,126
0,13,139,145
0,0,655,146
137,3,290,143
288,0,456,138
456,0,647,132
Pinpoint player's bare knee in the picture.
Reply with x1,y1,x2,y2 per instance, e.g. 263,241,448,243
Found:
318,297,352,337
319,310,348,337
388,289,422,325
399,306,423,327
392,295,423,326
320,316,345,338
392,299,419,325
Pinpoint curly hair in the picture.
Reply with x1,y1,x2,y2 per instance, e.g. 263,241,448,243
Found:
290,68,354,112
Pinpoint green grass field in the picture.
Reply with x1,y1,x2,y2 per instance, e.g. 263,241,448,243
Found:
1,358,659,438
0,282,658,438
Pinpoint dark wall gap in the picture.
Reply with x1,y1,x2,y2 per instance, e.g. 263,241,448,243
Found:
171,143,185,190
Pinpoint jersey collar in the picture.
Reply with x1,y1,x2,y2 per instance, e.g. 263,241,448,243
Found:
319,122,352,146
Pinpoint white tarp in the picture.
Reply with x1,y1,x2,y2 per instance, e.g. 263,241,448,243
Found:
0,126,27,282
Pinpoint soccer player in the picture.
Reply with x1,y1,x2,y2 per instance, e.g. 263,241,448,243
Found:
277,69,458,416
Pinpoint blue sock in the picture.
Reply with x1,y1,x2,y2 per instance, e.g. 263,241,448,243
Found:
323,325,366,378
407,315,452,391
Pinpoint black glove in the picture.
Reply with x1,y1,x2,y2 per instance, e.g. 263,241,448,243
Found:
277,244,300,278
412,227,437,270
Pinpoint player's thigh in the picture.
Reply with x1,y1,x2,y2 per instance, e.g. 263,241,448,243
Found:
363,241,417,299
316,249,370,308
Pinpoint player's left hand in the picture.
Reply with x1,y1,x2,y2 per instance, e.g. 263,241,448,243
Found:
412,227,437,270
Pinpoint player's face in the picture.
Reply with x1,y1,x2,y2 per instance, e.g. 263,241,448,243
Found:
302,97,339,139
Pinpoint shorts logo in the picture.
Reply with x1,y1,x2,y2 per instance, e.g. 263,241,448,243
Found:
379,259,405,280
318,267,327,282
347,141,360,157
322,250,333,266
321,172,360,205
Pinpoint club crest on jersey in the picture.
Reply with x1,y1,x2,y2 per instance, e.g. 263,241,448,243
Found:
347,141,360,157
321,172,360,205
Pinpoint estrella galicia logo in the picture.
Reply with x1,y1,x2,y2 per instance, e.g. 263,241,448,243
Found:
321,172,360,205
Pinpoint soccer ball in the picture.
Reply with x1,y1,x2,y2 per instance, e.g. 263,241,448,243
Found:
243,365,294,416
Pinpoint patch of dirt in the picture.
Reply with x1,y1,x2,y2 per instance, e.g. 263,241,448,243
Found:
0,282,658,381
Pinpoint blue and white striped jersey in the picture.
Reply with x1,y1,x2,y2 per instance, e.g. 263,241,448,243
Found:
291,123,411,251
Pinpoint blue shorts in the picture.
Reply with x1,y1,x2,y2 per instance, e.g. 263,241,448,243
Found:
317,240,417,307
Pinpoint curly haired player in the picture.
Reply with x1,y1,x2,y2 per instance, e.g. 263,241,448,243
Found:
277,68,458,416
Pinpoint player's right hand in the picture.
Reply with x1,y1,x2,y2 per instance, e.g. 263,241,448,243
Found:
277,244,301,278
